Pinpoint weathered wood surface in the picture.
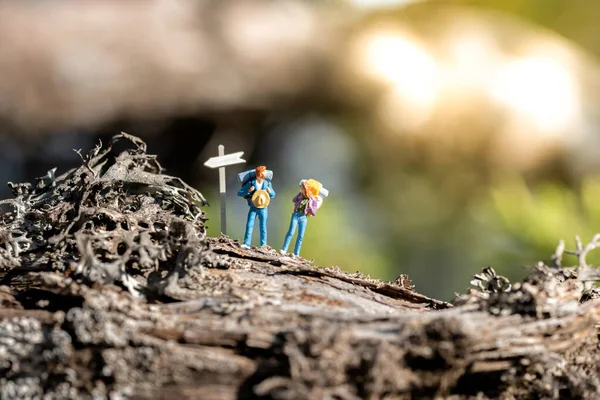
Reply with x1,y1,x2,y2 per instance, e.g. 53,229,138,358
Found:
2,240,599,399
1,135,599,399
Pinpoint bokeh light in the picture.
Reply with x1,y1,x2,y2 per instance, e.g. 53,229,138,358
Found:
490,56,580,135
355,28,439,131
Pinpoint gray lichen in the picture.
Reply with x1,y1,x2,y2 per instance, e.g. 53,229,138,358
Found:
1,132,227,298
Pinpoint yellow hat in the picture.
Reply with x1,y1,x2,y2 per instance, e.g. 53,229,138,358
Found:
251,190,271,209
304,179,322,196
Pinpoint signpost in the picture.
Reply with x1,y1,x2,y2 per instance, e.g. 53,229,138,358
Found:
203,145,246,235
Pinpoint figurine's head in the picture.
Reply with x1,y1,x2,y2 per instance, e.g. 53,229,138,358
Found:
301,179,321,198
255,165,267,180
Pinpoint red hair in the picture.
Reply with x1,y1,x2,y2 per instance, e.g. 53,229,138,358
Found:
255,165,267,179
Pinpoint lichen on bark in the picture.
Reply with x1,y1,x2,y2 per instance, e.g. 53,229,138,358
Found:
1,132,230,300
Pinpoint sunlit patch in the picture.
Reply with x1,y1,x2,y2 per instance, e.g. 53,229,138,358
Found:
444,29,501,92
361,32,438,103
356,29,439,131
490,56,580,136
348,0,422,10
377,87,433,132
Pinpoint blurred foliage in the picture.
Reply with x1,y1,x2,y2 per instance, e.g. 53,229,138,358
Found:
328,0,600,300
454,0,600,55
5,0,600,303
475,175,600,272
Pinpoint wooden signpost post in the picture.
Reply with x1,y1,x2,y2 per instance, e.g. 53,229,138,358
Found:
203,145,246,235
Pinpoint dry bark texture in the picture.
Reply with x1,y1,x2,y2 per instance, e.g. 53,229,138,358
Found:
0,135,599,399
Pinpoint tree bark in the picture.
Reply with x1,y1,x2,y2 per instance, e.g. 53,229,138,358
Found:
0,135,599,399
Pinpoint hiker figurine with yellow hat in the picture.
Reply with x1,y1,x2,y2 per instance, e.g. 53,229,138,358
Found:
280,179,329,257
237,166,276,248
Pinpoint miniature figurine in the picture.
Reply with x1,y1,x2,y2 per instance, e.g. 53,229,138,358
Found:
237,166,276,248
280,179,328,257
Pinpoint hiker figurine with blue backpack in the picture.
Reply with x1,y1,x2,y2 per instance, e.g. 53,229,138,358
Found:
280,179,329,257
237,166,276,248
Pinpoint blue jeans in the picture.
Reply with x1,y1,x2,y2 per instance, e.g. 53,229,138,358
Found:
244,206,268,247
281,211,308,256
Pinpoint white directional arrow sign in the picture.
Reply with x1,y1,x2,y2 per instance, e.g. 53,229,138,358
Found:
204,145,246,235
203,151,245,169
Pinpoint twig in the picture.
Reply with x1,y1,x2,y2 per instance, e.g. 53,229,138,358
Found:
551,239,565,268
563,234,600,268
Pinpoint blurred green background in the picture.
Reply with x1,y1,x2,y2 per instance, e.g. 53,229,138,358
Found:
3,0,600,301
201,0,600,300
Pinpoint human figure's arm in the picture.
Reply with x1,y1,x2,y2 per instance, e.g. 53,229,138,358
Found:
306,196,322,216
237,181,252,197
